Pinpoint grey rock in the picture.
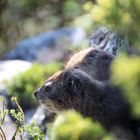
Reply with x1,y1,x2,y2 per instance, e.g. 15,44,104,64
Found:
0,60,32,91
5,27,86,63
89,27,130,55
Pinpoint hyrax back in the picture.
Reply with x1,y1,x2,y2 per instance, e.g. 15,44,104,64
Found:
66,48,114,81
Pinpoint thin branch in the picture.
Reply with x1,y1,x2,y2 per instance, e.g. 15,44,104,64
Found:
0,130,4,140
12,124,19,140
14,100,23,115
0,127,6,140
0,96,6,125
20,134,23,140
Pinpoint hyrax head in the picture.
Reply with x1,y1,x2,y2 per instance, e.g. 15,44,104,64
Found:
34,68,95,113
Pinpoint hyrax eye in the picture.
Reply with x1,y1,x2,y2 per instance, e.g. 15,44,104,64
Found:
68,77,74,87
44,82,52,92
45,86,51,92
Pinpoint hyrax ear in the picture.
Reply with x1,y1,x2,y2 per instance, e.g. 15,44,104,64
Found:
67,69,88,94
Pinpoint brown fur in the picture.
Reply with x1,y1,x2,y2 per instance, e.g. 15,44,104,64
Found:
34,48,130,129
66,48,113,81
34,48,140,139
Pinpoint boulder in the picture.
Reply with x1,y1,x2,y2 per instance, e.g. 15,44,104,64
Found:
5,27,86,63
0,60,32,91
89,27,130,55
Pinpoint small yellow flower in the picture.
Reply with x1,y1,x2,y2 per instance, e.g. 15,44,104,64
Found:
98,0,113,9
83,1,94,11
11,96,17,101
91,6,105,22
10,109,15,114
121,12,132,25
18,127,24,134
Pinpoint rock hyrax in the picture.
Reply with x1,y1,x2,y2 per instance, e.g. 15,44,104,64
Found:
34,48,129,129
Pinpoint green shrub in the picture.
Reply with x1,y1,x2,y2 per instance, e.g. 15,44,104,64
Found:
7,62,62,111
111,54,140,118
83,0,140,47
25,121,45,140
51,110,112,140
0,96,45,140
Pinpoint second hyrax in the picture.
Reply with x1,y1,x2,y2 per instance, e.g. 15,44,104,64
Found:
34,48,130,129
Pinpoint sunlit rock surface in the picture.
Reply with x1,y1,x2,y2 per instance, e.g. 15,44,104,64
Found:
0,60,32,91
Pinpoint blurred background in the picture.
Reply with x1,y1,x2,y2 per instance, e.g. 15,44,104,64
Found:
0,0,92,59
0,0,140,140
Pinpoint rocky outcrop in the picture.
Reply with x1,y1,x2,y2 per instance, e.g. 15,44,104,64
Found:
4,27,86,63
89,27,130,55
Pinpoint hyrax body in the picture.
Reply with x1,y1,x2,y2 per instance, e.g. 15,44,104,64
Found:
34,48,130,129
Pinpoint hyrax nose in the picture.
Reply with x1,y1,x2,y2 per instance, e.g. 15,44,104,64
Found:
34,90,38,98
33,88,40,98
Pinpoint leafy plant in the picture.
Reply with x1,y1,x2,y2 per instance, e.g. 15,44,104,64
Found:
0,96,45,140
0,96,8,140
25,121,45,140
111,54,140,118
51,110,113,140
83,0,140,47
